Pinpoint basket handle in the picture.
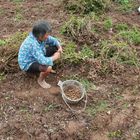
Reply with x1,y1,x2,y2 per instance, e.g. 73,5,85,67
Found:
62,92,87,113
57,80,63,87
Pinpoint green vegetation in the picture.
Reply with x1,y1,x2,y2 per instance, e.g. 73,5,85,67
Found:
0,8,5,16
13,5,24,22
116,0,134,12
115,0,129,4
79,45,94,60
14,13,23,22
60,15,97,44
64,0,111,14
108,130,122,138
122,102,129,109
60,14,140,76
99,40,139,66
62,42,94,64
64,0,135,14
115,23,129,31
10,0,25,3
0,39,6,46
61,16,86,40
131,85,140,95
104,17,113,30
116,27,140,45
0,73,5,81
44,104,60,112
86,100,109,116
0,32,27,73
6,32,27,48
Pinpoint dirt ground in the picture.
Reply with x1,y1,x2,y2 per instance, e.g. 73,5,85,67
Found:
0,0,140,140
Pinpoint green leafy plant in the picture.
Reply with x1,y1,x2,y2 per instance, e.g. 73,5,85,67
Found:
11,0,25,3
86,100,108,116
108,130,122,138
115,23,129,31
13,5,24,22
0,39,6,46
104,17,113,30
116,27,140,45
115,0,134,12
44,104,60,112
6,32,28,48
0,8,5,16
60,16,86,39
14,13,23,22
64,0,111,14
62,42,81,63
0,73,5,81
62,42,94,64
79,45,94,60
99,40,139,66
60,16,98,44
0,32,28,73
115,0,129,4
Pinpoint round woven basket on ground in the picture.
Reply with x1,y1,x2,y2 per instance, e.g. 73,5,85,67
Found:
58,80,86,104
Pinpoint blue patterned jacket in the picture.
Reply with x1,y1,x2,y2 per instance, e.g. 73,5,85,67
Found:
18,32,60,71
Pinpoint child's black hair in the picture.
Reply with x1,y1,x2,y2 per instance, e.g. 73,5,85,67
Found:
32,20,52,39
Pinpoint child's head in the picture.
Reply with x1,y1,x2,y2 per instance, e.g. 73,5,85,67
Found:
32,20,52,41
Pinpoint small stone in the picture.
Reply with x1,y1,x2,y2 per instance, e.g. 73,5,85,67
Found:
43,124,48,128
107,111,111,115
138,6,140,13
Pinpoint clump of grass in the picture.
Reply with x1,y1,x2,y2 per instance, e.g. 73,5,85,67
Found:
99,40,139,66
0,72,5,81
62,42,94,64
44,104,60,112
0,8,5,16
115,23,129,31
0,32,27,73
114,0,135,13
14,13,23,22
61,42,81,63
114,0,129,4
6,32,27,48
79,45,94,60
10,0,25,3
61,16,86,39
86,100,109,116
0,39,6,46
116,27,140,45
104,17,113,31
61,16,98,44
108,130,122,139
64,0,111,14
86,39,139,76
13,5,24,22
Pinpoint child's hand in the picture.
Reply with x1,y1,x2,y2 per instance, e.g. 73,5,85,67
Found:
58,46,63,53
52,51,61,61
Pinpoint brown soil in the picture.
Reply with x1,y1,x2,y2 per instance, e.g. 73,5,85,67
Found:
0,0,140,140
64,85,81,100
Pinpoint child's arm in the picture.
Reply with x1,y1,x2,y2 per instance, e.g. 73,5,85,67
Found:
45,36,63,53
32,43,53,66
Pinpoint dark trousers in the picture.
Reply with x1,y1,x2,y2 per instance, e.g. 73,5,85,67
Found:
45,46,58,57
27,46,58,73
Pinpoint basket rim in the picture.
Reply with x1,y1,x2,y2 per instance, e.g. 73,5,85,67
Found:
61,80,86,102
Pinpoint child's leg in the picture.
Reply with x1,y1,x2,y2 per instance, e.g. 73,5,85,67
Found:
37,66,52,88
46,46,58,73
27,62,52,88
